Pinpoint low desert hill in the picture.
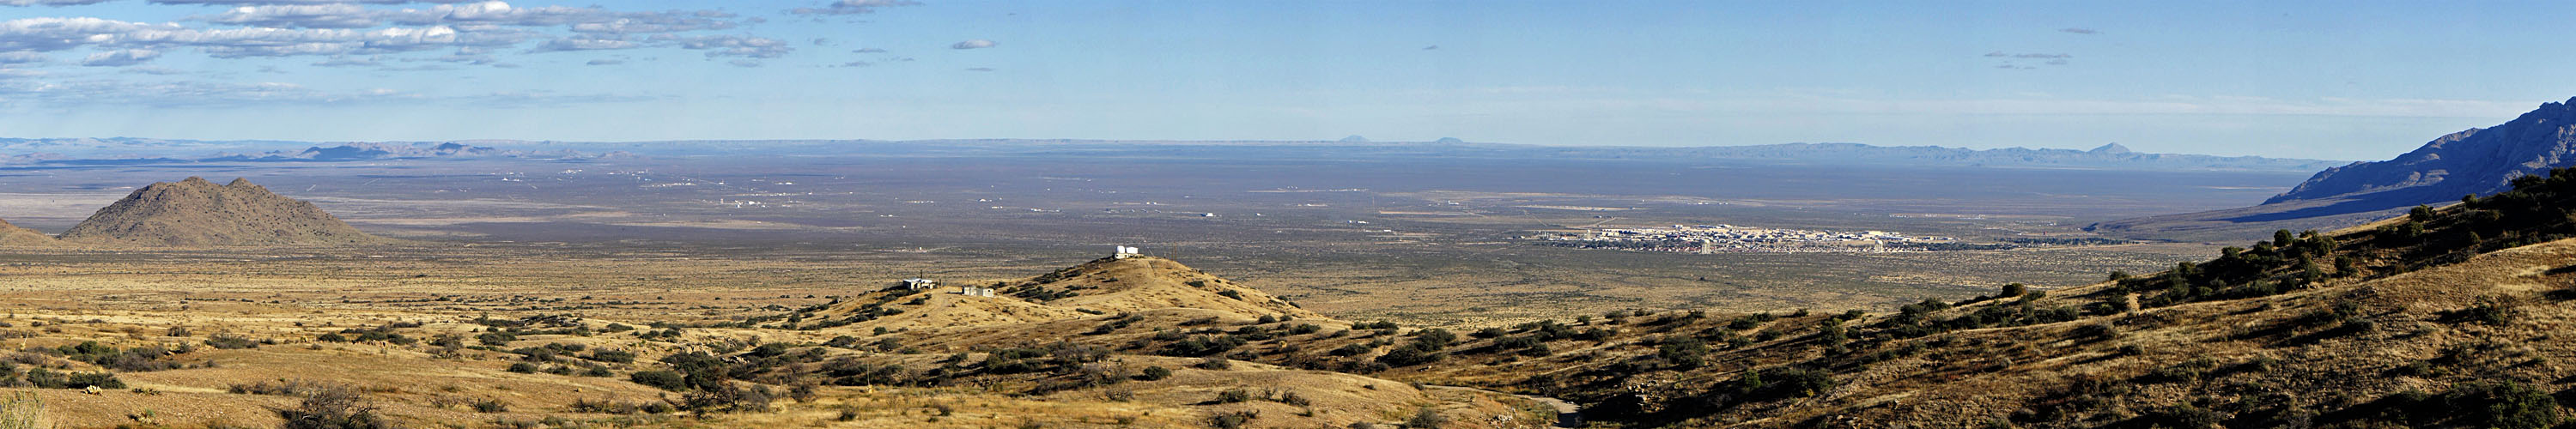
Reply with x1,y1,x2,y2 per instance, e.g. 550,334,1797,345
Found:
56,177,385,246
2095,95,2576,241
0,218,56,246
796,256,1326,349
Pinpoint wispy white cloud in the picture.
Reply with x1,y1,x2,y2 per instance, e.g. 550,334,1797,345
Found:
789,0,918,15
669,34,790,58
79,49,158,66
0,77,649,108
949,39,993,50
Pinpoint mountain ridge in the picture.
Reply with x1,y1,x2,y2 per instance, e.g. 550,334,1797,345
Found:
2094,96,2576,241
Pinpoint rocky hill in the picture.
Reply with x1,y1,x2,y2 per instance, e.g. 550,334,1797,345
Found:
2269,97,2576,204
56,177,384,246
799,256,1325,348
744,255,1543,427
0,217,56,246
2095,96,2576,241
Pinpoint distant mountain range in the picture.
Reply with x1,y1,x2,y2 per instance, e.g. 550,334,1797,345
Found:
2094,95,2576,241
0,139,629,165
0,136,2343,172
1567,142,2343,171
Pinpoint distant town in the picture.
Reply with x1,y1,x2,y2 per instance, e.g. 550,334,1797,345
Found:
1527,224,1960,253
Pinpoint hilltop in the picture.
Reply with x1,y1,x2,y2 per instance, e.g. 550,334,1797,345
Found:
793,255,1325,349
2096,96,2576,241
0,218,55,246
56,177,386,246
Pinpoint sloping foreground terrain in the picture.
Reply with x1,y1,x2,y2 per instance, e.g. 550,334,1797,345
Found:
0,253,1546,428
1327,166,2576,428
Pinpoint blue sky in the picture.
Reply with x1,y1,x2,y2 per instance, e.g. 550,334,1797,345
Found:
0,1,2570,160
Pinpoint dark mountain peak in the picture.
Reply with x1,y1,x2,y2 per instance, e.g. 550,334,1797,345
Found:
2263,96,2576,205
2088,142,2133,154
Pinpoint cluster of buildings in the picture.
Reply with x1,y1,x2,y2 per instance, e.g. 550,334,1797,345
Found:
901,277,997,297
1529,224,1954,253
893,246,1139,297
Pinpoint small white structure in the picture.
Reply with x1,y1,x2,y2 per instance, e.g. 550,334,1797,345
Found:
1113,245,1140,259
901,278,939,290
957,287,995,297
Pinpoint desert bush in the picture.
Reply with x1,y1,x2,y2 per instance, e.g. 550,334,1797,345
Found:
204,335,259,349
1402,408,1446,429
629,370,687,391
19,370,58,390
1656,337,1709,369
1136,366,1171,381
582,349,635,364
1215,388,1253,403
1735,366,1835,402
1210,410,1258,429
278,386,391,429
677,383,772,414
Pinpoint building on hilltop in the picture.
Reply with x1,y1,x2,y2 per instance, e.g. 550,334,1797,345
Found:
901,278,939,290
1113,245,1139,259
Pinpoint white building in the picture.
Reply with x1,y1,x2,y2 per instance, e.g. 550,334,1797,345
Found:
901,278,939,290
1113,245,1140,259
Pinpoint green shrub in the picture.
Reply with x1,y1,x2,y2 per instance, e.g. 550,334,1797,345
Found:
63,372,122,390
629,370,688,391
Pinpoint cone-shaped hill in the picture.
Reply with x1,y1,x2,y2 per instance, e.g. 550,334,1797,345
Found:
0,218,57,246
57,177,384,246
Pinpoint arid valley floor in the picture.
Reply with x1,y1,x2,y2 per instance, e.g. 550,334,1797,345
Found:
0,152,2330,427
